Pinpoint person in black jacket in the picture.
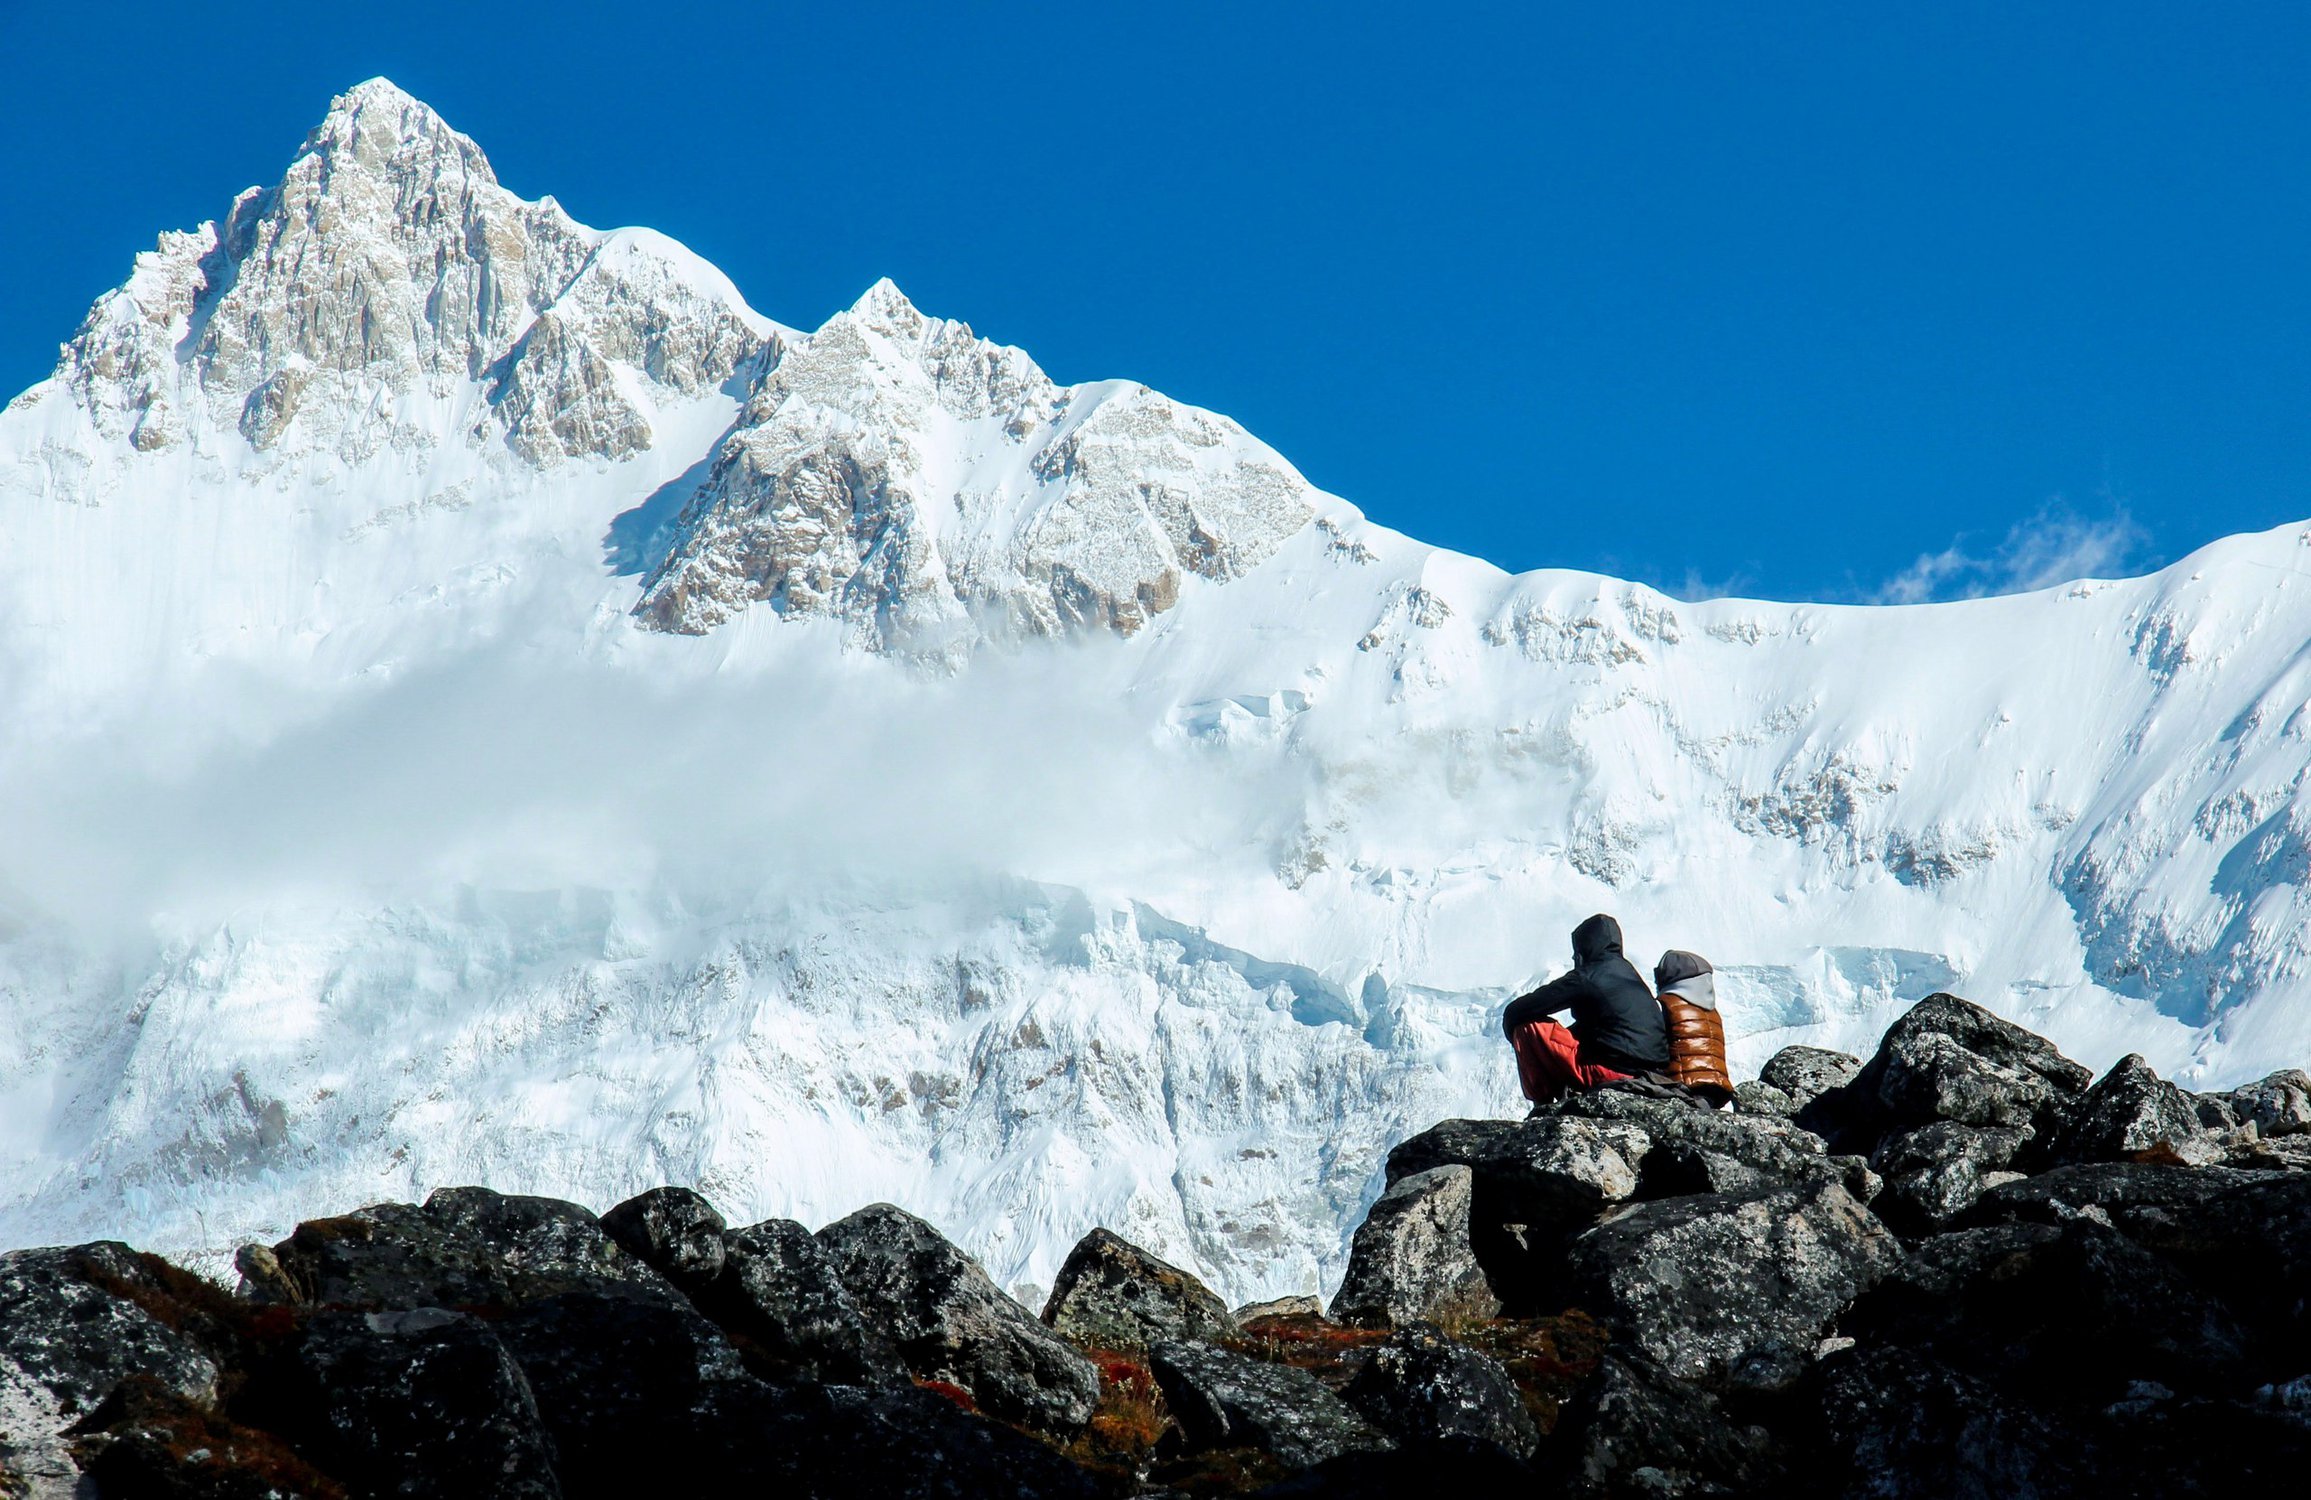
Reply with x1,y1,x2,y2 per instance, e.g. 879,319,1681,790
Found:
1501,913,1671,1107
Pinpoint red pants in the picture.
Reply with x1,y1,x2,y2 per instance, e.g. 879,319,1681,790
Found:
1511,1019,1631,1105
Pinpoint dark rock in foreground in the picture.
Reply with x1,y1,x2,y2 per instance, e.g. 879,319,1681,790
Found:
1340,1320,1538,1458
1041,1226,1236,1348
1149,1339,1391,1468
1327,1166,1496,1329
818,1202,1100,1438
1562,1179,1902,1390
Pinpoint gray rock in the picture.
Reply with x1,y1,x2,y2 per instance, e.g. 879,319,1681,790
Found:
1330,1167,1498,1330
1237,1295,1324,1322
2229,1133,2311,1171
2225,1068,2311,1138
1811,1346,2084,1499
714,1218,906,1386
600,1186,728,1290
1758,1046,1862,1109
1965,1161,2282,1239
1805,994,2091,1152
1549,1353,1782,1499
293,1306,562,1499
1848,1216,2248,1395
1383,1119,1525,1185
817,1203,1099,1438
1563,1180,1902,1390
1342,1322,1538,1458
1733,1079,1797,1118
1042,1226,1233,1349
1869,1122,2030,1234
0,1244,221,1496
2053,1054,2215,1165
268,1187,663,1311
1148,1339,1392,1468
1461,1117,1650,1314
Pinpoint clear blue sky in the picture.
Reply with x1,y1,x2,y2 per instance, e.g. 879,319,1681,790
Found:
3,1,2306,602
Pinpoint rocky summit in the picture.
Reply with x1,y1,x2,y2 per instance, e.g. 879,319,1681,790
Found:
2,993,2306,1497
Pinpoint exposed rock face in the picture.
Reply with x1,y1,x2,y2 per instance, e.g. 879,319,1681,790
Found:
262,1186,661,1311
1340,1321,1538,1458
1562,1181,1902,1389
2054,1053,2215,1164
291,1307,560,1499
713,1218,906,1386
1381,1119,1523,1184
816,1203,1098,1437
0,1244,221,1495
44,78,768,473
599,1185,728,1289
632,280,1313,651
1328,1167,1496,1329
1147,1339,1391,1468
1040,1227,1235,1349
1547,1353,1781,1499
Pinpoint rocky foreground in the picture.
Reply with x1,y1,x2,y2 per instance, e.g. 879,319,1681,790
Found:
3,994,2309,1497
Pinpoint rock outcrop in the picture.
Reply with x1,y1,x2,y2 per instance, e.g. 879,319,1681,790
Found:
0,996,2305,1496
1041,1226,1236,1348
817,1203,1100,1438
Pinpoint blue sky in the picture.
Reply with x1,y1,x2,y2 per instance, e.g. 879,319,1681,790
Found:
3,1,2306,602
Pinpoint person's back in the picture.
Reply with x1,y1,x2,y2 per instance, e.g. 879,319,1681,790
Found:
1501,912,1671,1106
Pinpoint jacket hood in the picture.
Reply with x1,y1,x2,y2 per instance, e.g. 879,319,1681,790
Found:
1571,913,1623,966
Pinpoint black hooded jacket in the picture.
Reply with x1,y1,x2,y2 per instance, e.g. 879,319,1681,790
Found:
1500,913,1671,1073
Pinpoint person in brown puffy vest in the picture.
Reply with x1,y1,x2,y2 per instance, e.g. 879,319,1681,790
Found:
1652,948,1734,1108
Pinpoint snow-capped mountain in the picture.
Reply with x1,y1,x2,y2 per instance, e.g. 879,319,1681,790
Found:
5,79,2309,1305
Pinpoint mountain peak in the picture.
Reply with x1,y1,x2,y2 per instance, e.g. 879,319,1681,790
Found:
298,76,495,187
846,276,926,337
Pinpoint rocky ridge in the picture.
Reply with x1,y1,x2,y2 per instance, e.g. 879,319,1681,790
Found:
4,993,2306,1497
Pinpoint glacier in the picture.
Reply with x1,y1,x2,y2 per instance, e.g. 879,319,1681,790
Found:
6,78,2311,1306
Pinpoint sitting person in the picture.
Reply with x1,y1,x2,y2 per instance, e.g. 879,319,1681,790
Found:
1500,912,1671,1109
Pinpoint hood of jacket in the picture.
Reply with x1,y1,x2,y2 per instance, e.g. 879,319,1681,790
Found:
1571,913,1623,967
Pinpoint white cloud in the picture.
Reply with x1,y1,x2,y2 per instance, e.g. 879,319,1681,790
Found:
1868,501,2151,605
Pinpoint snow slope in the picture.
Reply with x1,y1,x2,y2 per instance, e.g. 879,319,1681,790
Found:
5,80,2310,1304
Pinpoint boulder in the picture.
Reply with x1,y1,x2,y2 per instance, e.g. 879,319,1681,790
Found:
1732,1079,1797,1118
2052,1054,2215,1165
599,1186,727,1290
1382,1119,1523,1185
1847,1217,2248,1398
489,1288,793,1497
1868,1122,2029,1234
1807,1346,2085,1499
767,1381,1106,1499
1803,993,2090,1152
2224,1069,2311,1137
1329,1168,1496,1330
1040,1227,1235,1348
1546,1353,1782,1499
290,1306,560,1498
1340,1321,1538,1458
60,1376,346,1500
1460,1117,1649,1313
2118,1175,2311,1351
1253,1435,1535,1495
1147,1339,1391,1469
1965,1160,2283,1241
1562,1180,1901,1390
708,1218,905,1386
816,1204,1099,1438
1758,1046,1862,1109
1237,1295,1323,1323
0,1244,221,1496
265,1188,660,1311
